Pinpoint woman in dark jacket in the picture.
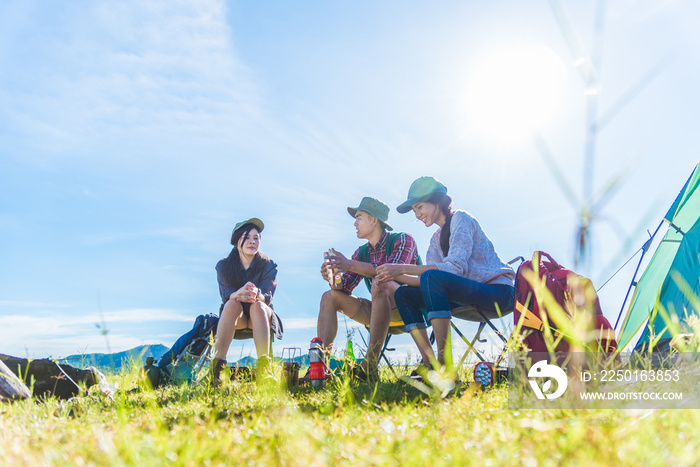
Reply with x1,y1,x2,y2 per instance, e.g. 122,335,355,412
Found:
211,218,281,382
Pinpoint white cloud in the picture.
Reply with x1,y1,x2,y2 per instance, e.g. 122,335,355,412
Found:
280,318,317,331
4,0,260,156
0,308,195,358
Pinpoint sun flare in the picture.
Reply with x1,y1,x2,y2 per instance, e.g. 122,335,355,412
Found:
465,44,568,142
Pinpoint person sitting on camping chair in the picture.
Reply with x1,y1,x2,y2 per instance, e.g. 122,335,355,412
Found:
211,218,282,384
316,197,420,381
376,177,515,376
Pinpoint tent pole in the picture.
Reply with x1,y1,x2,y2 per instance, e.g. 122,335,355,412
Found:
613,220,665,331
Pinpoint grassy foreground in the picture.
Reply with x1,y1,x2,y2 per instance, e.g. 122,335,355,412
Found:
1,364,698,466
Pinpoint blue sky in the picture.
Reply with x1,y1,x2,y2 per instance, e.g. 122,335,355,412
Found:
1,0,698,362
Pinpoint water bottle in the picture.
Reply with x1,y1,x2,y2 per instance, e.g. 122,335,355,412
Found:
346,338,355,363
308,337,326,389
324,250,342,288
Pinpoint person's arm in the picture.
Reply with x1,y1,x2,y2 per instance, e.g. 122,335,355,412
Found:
328,248,376,277
375,262,437,284
218,278,257,304
436,212,474,277
377,232,438,287
217,260,244,303
384,234,423,285
255,260,278,305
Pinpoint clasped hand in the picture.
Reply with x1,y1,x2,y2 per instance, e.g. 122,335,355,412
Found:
375,263,403,284
235,282,259,303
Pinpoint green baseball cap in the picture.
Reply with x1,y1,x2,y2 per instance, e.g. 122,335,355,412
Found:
230,218,264,244
347,197,393,231
397,176,448,213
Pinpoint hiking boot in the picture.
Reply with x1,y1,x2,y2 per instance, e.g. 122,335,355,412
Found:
256,355,278,385
352,364,379,382
209,357,227,387
231,365,253,382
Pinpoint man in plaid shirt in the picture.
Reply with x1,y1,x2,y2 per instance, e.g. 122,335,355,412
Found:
319,196,420,381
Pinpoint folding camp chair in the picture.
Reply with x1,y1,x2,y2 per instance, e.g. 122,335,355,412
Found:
360,258,522,378
360,322,407,378
443,256,524,371
192,302,283,382
193,328,276,381
449,305,511,368
371,304,510,379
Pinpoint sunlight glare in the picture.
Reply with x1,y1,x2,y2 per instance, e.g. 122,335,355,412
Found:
465,45,567,142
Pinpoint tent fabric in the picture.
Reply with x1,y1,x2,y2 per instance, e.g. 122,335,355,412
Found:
617,164,700,350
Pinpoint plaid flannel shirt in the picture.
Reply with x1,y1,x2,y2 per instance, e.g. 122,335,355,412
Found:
341,231,419,294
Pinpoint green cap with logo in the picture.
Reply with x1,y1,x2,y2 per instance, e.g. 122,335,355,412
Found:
347,197,393,231
397,176,448,213
231,217,264,245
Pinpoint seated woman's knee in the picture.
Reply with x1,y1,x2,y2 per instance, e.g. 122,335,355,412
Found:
250,301,272,318
222,299,244,316
420,268,445,287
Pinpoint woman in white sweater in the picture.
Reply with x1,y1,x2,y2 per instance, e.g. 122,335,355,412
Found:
376,176,515,372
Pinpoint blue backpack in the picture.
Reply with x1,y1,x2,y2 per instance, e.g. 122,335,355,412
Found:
158,313,219,383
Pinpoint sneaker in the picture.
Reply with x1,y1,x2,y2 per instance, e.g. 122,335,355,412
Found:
256,355,278,384
209,357,227,387
408,364,433,383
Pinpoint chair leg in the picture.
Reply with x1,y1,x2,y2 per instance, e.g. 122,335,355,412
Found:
452,322,488,369
377,334,398,378
473,308,509,344
192,343,213,383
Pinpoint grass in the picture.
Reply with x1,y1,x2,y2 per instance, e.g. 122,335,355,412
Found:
1,362,699,466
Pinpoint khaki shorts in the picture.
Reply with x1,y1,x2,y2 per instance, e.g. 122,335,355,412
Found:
352,296,405,328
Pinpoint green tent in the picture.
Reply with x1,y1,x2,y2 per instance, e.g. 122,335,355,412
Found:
617,163,700,351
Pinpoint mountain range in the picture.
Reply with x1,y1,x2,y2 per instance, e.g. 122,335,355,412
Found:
59,344,311,371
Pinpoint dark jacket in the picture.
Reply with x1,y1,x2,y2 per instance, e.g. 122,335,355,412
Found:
216,249,278,305
215,249,282,340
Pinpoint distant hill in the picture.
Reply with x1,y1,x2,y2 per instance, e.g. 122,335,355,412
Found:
59,344,169,371
59,344,311,372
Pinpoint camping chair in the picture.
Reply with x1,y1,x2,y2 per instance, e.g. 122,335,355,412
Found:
444,256,524,371
192,303,283,382
359,258,523,378
369,304,510,379
193,328,276,381
448,304,511,368
360,321,407,378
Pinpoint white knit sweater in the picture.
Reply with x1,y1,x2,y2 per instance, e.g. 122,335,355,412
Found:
426,210,515,286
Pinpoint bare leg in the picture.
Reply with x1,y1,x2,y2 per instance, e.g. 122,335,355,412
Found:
213,300,245,360
317,290,339,354
249,302,273,358
317,290,366,355
364,281,400,372
431,317,452,365
409,328,437,367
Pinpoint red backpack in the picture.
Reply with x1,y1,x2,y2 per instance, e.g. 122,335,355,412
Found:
513,251,617,353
